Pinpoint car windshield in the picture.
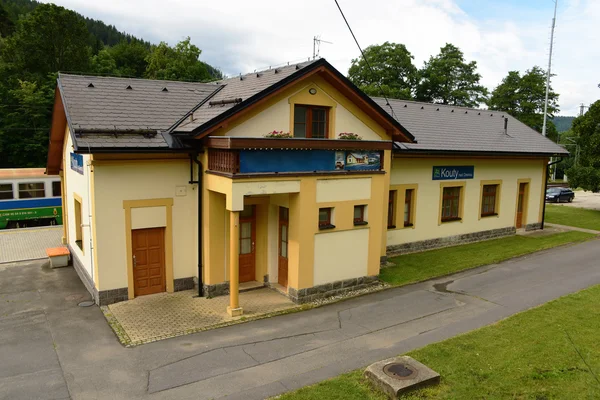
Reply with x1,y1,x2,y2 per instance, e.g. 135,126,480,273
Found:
547,188,561,194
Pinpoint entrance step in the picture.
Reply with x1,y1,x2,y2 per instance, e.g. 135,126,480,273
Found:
269,283,288,296
239,281,265,293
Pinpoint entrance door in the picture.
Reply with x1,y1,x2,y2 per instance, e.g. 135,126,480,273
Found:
516,182,528,228
278,207,289,287
239,205,256,283
132,227,166,296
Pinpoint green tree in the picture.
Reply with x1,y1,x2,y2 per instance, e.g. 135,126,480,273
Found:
566,100,600,192
0,78,54,167
0,3,15,37
416,43,488,107
2,3,90,77
347,42,417,100
90,48,118,75
145,37,212,81
108,40,149,77
488,66,560,141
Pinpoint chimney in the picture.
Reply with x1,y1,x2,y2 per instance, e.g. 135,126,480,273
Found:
504,117,508,135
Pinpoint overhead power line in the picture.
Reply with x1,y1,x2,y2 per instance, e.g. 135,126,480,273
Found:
333,0,398,121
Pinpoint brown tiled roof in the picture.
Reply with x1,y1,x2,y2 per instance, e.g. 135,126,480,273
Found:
373,98,568,156
58,73,219,149
172,61,316,133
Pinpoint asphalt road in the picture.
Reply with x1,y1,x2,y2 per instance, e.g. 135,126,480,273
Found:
1,238,600,400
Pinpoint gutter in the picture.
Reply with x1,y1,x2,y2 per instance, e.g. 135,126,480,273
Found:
541,157,563,230
189,153,204,297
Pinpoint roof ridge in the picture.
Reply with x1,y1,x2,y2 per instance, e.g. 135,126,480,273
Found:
375,97,499,115
208,59,318,84
58,72,216,86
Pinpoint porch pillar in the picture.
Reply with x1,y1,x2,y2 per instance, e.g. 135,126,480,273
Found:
227,210,243,316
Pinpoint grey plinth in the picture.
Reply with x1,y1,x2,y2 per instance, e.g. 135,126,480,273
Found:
364,356,440,399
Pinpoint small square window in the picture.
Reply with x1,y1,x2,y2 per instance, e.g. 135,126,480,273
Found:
354,205,368,225
19,182,45,199
318,207,334,229
0,183,13,200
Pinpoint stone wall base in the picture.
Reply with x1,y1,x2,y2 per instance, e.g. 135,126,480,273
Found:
387,226,517,256
203,281,230,298
525,223,543,231
288,276,379,304
174,277,195,292
98,288,128,306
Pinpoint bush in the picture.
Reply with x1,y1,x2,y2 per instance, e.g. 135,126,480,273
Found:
566,166,600,192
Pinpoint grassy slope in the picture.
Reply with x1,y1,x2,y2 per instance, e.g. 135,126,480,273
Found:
278,284,600,399
545,205,600,231
380,231,594,286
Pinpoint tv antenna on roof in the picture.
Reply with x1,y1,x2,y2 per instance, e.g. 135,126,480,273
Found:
313,36,333,60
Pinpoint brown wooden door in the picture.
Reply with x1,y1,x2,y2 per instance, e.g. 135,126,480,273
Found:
516,182,528,228
132,227,166,296
239,205,256,283
278,207,289,287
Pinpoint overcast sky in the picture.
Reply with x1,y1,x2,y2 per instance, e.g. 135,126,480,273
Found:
41,0,599,116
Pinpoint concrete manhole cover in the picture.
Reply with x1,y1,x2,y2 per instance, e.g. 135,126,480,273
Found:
78,300,95,307
365,356,440,398
383,362,418,380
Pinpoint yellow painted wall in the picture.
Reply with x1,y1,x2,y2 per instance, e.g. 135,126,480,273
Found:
63,129,95,282
314,229,369,285
387,157,546,247
221,77,388,141
93,161,197,290
131,206,166,229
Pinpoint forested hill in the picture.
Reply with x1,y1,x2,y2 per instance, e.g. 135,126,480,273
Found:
1,0,151,49
0,0,223,168
553,116,575,133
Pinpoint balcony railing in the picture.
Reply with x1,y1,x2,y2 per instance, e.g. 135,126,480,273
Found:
206,137,391,177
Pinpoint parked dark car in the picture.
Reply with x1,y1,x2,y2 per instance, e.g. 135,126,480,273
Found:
546,187,575,203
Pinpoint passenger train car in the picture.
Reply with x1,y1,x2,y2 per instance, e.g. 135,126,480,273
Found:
0,168,62,229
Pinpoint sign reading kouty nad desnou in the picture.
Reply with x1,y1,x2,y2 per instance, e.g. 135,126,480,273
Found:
432,166,474,180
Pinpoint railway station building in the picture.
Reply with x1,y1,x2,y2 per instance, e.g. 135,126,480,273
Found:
45,59,567,313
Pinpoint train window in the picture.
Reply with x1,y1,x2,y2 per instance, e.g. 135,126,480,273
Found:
0,183,13,200
52,181,61,197
18,182,45,199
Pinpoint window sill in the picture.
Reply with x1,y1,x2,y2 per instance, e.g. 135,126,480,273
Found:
319,224,336,230
354,221,368,226
404,223,414,228
481,213,499,218
387,225,396,230
441,217,462,223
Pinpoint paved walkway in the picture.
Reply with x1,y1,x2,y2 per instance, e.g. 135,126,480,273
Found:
105,288,297,346
545,222,600,235
1,238,600,400
0,226,63,263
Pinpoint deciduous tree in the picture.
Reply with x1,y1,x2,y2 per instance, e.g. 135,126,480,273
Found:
566,100,600,192
488,66,559,141
416,43,488,107
347,42,417,100
145,37,212,82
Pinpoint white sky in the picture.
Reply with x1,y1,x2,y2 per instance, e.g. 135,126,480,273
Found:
42,0,600,116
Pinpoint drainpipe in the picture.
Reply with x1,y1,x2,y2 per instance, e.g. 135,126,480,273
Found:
189,153,204,297
541,157,563,230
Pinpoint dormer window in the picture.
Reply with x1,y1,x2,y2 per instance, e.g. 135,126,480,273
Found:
293,105,328,139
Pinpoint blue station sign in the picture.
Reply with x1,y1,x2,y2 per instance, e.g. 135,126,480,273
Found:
432,166,474,180
70,152,84,175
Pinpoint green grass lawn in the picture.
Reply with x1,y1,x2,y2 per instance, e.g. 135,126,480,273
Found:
545,205,600,231
277,284,600,400
380,231,595,287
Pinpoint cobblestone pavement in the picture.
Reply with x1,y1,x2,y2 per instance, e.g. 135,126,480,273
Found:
0,226,63,264
104,288,298,346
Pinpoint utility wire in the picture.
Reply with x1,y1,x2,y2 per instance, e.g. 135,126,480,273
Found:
563,329,600,386
333,0,398,121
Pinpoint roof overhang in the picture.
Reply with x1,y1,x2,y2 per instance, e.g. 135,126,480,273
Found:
186,59,415,143
46,86,69,175
393,148,569,159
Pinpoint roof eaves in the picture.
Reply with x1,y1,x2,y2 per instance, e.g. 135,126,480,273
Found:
392,146,569,158
56,75,79,151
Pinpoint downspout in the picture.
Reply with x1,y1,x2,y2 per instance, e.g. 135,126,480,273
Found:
189,153,204,297
541,157,563,229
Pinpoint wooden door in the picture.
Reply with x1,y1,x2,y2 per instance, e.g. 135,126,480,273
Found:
516,182,528,228
132,227,166,296
278,207,289,287
238,205,256,283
